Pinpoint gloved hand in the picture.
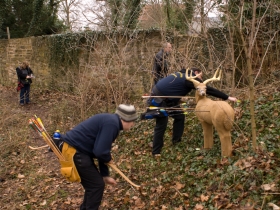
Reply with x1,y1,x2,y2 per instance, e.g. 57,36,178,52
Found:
103,176,117,185
180,97,189,102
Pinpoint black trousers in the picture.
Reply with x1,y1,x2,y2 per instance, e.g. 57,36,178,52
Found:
152,114,185,154
74,152,105,210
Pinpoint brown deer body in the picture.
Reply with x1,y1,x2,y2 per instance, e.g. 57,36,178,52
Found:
186,69,234,157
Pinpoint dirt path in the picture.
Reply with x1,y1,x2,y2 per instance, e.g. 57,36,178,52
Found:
0,85,84,209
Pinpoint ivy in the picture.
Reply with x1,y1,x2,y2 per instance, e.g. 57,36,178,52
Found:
107,0,123,29
47,33,82,90
207,27,229,60
123,0,142,29
48,33,81,68
0,1,5,31
26,0,44,36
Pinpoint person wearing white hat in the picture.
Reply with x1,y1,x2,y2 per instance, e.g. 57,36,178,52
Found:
60,104,137,210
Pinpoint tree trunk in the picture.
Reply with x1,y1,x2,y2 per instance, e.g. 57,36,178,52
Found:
238,0,257,150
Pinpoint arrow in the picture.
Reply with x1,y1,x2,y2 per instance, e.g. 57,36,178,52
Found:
142,95,195,99
147,107,195,110
28,116,65,161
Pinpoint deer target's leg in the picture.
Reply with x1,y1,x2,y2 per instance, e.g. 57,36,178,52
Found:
201,122,213,149
216,129,232,157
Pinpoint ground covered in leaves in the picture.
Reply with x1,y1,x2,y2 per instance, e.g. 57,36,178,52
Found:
0,82,279,210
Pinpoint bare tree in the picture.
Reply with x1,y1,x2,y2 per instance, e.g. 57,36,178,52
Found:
59,0,85,31
219,0,280,150
238,0,258,150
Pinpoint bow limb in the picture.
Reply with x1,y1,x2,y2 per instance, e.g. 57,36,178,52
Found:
29,145,49,150
106,162,140,189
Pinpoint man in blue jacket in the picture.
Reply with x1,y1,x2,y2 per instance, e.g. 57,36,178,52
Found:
147,67,237,155
61,104,138,210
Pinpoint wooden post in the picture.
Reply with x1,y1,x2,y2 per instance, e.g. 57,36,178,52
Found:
6,27,10,40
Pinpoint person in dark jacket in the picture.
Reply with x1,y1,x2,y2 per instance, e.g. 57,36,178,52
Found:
60,104,138,210
16,61,34,105
148,67,237,155
152,42,172,84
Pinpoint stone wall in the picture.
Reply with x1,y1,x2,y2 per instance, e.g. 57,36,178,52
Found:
2,29,278,95
0,36,51,86
0,31,224,96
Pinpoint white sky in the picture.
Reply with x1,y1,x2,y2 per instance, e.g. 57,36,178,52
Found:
58,0,104,31
58,0,221,31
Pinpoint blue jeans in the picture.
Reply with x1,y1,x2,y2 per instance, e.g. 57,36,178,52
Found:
74,152,105,210
19,84,30,104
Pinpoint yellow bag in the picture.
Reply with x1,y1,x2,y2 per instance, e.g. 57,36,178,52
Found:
60,142,81,182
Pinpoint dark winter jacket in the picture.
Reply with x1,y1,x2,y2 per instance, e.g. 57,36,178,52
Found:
150,69,229,107
16,67,33,85
61,113,123,176
153,49,169,84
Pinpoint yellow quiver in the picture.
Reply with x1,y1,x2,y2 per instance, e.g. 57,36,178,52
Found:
29,115,81,182
60,142,81,182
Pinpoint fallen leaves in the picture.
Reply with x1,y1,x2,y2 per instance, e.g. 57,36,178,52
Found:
1,82,280,210
17,174,25,179
261,183,277,192
268,203,280,210
175,182,185,190
194,203,204,210
200,194,209,202
40,200,47,206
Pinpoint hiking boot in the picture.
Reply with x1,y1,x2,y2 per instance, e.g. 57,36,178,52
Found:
172,139,182,145
152,154,161,159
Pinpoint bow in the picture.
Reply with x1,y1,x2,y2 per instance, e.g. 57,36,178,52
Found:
106,162,141,189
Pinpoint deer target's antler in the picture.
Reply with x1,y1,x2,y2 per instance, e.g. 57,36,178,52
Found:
203,68,222,84
185,68,202,85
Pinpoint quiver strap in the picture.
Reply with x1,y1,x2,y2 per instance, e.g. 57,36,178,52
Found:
60,142,81,182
